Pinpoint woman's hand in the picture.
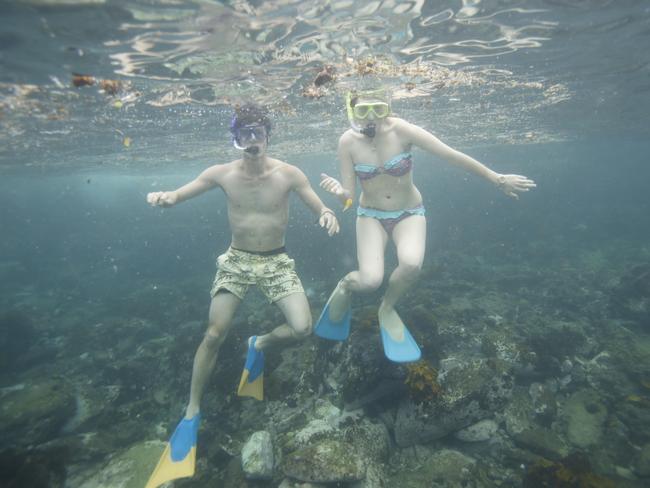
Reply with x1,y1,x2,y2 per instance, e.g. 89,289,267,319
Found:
319,173,345,196
495,174,536,199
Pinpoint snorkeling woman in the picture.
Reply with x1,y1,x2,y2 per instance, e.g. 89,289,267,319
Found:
316,88,536,362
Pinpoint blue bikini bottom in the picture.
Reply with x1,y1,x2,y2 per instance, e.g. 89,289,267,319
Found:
357,204,425,234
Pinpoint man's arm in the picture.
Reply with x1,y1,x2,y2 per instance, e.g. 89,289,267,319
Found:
397,119,536,198
147,166,221,207
291,167,340,236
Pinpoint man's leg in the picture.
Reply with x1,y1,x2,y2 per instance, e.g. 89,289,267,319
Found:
255,291,312,350
378,215,426,339
328,216,388,321
185,291,241,418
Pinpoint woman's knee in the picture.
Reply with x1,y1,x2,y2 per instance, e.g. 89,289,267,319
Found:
397,260,423,279
358,271,383,291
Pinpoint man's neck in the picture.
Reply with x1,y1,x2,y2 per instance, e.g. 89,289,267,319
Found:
241,153,268,175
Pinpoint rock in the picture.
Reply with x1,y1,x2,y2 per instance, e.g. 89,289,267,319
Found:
267,343,319,397
0,379,76,447
561,389,607,448
350,461,386,488
634,443,650,477
394,357,513,446
528,382,557,426
283,439,366,483
343,420,390,465
387,448,477,488
70,440,166,488
241,431,274,480
503,389,534,436
513,427,569,460
454,419,498,442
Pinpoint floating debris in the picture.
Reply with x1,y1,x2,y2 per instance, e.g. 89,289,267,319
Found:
72,73,95,88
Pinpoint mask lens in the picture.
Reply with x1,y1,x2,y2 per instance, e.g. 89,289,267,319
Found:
237,125,266,143
372,103,389,118
353,102,389,119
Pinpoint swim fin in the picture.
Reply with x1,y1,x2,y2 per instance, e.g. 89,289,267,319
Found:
237,336,264,401
379,324,421,363
314,300,351,341
145,413,201,488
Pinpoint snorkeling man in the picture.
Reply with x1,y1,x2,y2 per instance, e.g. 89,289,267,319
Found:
144,103,339,487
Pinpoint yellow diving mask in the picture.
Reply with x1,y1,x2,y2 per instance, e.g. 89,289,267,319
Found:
346,89,391,119
352,101,390,119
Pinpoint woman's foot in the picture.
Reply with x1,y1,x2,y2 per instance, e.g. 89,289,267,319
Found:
328,281,352,322
378,303,405,342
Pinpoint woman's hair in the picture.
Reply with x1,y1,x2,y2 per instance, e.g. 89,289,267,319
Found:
230,103,272,135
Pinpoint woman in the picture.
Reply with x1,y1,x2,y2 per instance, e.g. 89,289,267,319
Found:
316,88,536,362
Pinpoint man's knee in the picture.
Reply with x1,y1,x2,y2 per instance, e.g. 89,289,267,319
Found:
292,315,313,338
202,327,226,351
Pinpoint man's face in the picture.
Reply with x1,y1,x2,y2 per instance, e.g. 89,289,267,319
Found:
235,124,267,156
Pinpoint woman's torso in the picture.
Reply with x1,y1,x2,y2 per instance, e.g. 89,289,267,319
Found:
345,118,423,211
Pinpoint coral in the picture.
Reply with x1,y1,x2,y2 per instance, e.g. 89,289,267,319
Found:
523,453,616,488
405,360,442,402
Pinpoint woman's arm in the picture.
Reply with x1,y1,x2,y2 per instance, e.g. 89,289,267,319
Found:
291,167,340,236
398,119,536,198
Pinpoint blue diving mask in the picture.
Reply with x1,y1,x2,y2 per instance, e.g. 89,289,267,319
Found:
232,124,267,152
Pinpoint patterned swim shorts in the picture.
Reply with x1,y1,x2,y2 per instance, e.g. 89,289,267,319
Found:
210,247,304,303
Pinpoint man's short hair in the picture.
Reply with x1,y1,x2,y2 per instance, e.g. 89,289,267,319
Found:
230,103,272,135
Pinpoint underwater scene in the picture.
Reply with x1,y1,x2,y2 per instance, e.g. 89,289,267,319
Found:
2,1,650,487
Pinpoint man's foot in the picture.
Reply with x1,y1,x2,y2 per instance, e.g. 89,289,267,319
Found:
237,336,265,401
329,281,352,322
185,405,200,420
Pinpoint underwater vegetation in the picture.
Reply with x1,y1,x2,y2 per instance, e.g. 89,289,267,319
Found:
523,453,616,488
404,360,442,402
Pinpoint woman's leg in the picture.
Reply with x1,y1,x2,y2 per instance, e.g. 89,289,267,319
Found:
379,215,426,339
327,216,388,321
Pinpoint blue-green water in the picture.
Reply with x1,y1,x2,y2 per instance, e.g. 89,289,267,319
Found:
2,1,650,487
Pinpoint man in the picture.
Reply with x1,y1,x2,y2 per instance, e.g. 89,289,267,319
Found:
144,104,339,488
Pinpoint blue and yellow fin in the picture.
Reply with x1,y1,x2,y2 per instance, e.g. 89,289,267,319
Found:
379,324,421,363
315,301,351,341
145,414,201,488
237,336,264,401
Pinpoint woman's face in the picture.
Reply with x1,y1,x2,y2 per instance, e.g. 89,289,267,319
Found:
352,97,390,128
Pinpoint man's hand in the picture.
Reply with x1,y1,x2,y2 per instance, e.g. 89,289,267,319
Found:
495,174,536,199
319,209,340,236
147,191,178,207
319,173,345,196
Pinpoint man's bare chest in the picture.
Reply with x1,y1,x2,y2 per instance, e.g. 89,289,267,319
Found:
223,176,290,211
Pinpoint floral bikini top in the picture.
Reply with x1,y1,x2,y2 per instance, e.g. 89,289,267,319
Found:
353,152,413,181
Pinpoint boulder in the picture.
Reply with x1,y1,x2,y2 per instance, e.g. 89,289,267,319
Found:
283,439,365,483
394,357,513,446
241,430,274,480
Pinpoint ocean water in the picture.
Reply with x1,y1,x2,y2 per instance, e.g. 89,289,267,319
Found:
1,1,650,487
